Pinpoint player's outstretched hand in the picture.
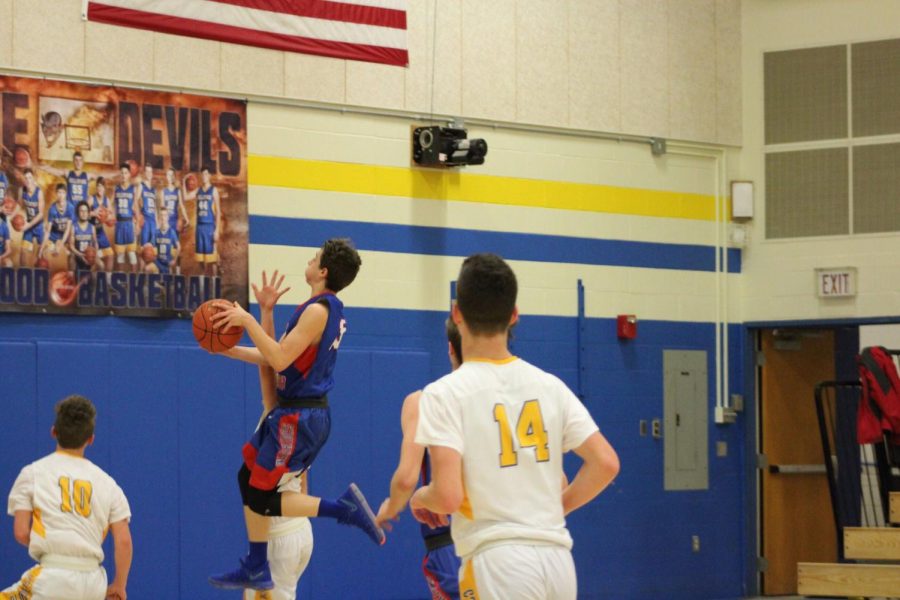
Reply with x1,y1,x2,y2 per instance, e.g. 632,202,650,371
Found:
210,300,252,330
252,270,291,312
375,498,399,531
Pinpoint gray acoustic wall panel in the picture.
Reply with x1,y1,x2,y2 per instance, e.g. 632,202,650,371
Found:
853,142,900,234
852,39,900,137
764,45,847,144
765,148,849,238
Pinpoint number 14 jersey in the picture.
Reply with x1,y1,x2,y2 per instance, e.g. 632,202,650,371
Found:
6,452,131,564
415,357,599,558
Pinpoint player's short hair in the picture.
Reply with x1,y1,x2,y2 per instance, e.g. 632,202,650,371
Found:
201,165,211,174
73,151,83,159
55,183,66,192
76,200,89,214
319,238,361,293
167,166,176,174
54,395,96,449
120,162,130,171
96,176,105,187
445,317,462,362
23,167,33,176
456,253,517,335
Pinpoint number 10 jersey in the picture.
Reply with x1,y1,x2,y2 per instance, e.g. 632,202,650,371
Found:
6,452,131,564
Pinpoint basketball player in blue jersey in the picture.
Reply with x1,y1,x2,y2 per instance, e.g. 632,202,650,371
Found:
162,167,189,274
149,206,179,274
376,318,463,600
244,271,315,600
89,177,114,272
0,213,11,268
41,183,74,261
69,201,98,272
18,168,45,268
137,164,159,270
113,163,138,273
183,166,220,277
208,239,384,593
66,151,90,210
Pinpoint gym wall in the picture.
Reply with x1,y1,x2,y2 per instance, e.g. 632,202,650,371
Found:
741,0,900,324
0,1,751,599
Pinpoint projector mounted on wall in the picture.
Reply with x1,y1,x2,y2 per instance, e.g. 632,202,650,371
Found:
412,125,488,167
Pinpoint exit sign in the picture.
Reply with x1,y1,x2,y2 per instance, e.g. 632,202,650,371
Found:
815,268,857,298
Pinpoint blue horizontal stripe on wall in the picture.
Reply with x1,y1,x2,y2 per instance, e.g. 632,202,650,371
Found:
249,216,742,273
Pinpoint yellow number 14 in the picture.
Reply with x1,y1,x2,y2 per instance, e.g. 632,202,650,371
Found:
493,400,550,467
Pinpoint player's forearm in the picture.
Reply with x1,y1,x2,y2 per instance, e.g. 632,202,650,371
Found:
222,344,267,365
385,471,417,518
562,457,620,515
112,537,132,590
414,483,460,516
244,317,294,371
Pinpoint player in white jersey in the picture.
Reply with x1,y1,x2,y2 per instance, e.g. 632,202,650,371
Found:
4,395,133,600
242,270,314,600
412,253,620,600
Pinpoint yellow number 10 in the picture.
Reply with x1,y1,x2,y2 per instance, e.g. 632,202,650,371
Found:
493,400,550,467
58,477,92,518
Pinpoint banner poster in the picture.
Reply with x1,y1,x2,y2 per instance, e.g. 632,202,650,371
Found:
0,75,247,317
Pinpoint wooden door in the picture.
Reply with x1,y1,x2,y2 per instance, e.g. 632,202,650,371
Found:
760,329,837,595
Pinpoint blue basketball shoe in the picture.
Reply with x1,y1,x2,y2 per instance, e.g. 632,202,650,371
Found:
338,483,386,545
208,557,274,591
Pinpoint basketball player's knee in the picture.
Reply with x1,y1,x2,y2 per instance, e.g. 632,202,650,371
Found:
116,252,125,263
246,485,282,517
127,251,137,264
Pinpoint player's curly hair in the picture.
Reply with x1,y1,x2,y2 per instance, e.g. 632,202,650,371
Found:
54,395,96,449
320,238,362,293
456,253,517,335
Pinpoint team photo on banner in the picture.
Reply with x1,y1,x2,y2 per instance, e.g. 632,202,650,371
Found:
0,75,248,316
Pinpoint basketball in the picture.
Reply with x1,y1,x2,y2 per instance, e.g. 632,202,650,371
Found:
83,246,97,266
49,271,77,307
141,243,156,263
192,299,244,352
97,206,109,223
35,256,49,270
2,196,15,216
11,214,25,232
105,212,117,227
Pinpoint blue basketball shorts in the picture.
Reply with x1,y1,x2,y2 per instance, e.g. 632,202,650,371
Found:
423,543,461,600
242,406,331,491
115,220,135,251
21,223,44,249
195,222,216,262
95,225,111,250
140,218,157,246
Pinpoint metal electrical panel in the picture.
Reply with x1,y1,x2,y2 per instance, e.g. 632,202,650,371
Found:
664,350,709,491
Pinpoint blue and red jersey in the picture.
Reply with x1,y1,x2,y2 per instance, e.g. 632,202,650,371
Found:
277,292,346,400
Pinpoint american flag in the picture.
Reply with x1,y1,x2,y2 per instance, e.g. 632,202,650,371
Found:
86,0,409,67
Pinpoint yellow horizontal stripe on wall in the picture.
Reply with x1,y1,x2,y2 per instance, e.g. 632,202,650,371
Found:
249,155,717,221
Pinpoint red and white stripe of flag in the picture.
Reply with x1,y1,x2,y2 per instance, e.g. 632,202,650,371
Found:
86,0,408,67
